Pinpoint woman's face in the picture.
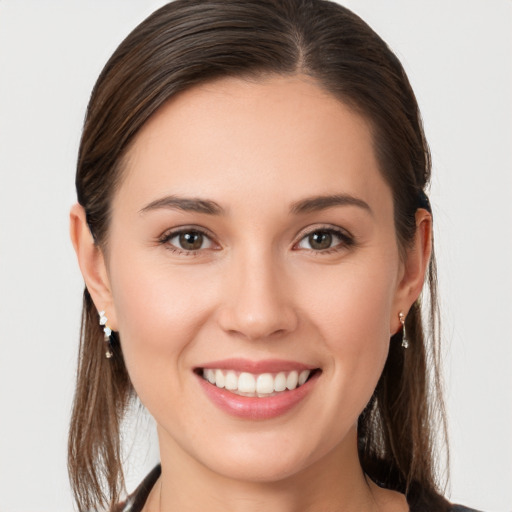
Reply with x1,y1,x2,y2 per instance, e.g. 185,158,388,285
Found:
104,75,409,482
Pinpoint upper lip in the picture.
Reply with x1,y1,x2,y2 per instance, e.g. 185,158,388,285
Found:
196,358,317,374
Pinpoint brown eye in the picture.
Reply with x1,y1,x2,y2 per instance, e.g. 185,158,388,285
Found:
308,231,333,250
163,229,215,253
296,227,353,253
178,231,204,250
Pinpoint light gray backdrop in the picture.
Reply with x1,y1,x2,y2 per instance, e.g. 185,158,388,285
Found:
0,1,510,511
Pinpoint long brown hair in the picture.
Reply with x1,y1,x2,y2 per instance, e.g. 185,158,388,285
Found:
69,1,448,510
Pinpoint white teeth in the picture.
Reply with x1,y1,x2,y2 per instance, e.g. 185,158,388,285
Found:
215,369,225,388
225,371,238,390
274,372,287,392
201,368,312,396
256,373,274,394
286,370,298,390
298,370,309,386
238,372,256,393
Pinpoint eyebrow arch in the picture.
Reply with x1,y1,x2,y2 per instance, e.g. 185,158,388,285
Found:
139,195,224,215
290,194,372,215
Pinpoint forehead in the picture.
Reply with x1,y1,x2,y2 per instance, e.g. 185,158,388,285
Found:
118,74,390,214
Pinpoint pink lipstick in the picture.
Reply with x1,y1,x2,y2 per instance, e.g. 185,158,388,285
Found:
195,358,320,420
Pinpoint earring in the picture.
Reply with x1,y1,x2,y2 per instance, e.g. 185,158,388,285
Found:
99,310,114,359
399,311,409,349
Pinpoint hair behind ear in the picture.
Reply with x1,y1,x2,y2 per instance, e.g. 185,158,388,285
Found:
358,249,449,510
68,288,133,511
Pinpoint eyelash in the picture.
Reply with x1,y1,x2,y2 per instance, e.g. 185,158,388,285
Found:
293,226,355,255
157,226,355,256
158,227,217,256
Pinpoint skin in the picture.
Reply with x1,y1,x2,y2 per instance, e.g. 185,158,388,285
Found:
71,75,431,512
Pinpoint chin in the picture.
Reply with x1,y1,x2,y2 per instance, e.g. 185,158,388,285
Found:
204,452,311,484
187,428,335,484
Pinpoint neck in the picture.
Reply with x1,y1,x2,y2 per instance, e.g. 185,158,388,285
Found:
145,426,403,512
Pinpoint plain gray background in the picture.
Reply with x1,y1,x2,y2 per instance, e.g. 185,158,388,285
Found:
0,1,510,510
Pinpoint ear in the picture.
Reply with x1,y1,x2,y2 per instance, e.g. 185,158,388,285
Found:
392,208,432,333
70,203,117,330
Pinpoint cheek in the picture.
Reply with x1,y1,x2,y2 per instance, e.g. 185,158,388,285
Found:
301,254,397,340
107,251,220,406
298,254,398,399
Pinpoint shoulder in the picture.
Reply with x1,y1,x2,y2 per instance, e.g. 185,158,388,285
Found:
450,506,484,512
113,465,161,512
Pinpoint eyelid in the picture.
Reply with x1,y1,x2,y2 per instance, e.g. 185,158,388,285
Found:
292,224,355,251
158,225,220,253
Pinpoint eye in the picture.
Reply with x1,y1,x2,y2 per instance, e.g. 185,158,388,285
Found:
295,228,353,252
160,228,216,253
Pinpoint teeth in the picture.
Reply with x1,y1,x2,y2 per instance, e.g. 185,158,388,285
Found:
225,371,238,390
256,373,274,394
215,369,225,388
298,370,309,386
205,369,215,384
286,370,298,390
274,372,287,392
238,372,256,393
201,368,312,396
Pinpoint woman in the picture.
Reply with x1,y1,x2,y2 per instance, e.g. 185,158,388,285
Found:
68,1,480,511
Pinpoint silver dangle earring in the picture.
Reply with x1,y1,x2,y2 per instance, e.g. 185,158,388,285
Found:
399,311,409,349
99,310,114,359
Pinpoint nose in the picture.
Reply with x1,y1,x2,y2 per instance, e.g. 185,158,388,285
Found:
216,250,299,341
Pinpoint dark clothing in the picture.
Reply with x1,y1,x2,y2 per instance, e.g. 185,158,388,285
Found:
116,465,483,512
115,465,161,512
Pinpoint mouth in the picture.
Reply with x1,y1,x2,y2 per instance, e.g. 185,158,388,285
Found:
194,358,321,419
195,367,320,398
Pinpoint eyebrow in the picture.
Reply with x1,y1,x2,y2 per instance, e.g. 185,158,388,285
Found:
290,194,372,215
139,195,224,215
139,193,371,216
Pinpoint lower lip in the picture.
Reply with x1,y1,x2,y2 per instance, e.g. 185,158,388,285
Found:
196,371,320,420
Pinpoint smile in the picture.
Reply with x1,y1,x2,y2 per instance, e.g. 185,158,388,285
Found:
201,369,312,397
195,360,321,420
